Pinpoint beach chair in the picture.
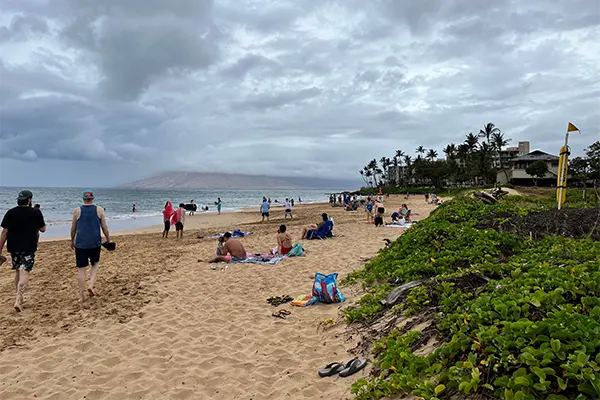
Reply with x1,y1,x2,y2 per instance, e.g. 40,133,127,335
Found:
306,220,334,240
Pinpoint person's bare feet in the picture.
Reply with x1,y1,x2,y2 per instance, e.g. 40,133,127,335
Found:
14,299,22,312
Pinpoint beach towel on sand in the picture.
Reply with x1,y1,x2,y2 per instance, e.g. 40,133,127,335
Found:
291,294,318,307
312,272,344,304
233,255,286,265
206,231,253,239
385,222,413,228
287,243,305,257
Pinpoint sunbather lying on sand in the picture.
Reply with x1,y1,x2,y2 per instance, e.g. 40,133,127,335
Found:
301,213,328,239
206,232,247,263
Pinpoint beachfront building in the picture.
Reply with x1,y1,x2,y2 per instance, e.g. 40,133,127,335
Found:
493,141,530,168
387,165,411,186
497,150,560,185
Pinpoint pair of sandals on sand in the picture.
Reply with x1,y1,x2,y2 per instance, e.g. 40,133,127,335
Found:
318,358,368,378
272,309,291,319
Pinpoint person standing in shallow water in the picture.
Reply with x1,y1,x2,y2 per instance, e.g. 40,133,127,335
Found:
71,191,111,303
0,190,46,312
216,197,222,215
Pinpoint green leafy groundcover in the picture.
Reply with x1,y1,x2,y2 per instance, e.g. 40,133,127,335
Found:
344,197,600,400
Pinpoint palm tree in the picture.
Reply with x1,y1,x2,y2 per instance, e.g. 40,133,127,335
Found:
416,146,426,159
426,149,438,161
395,150,405,164
391,156,399,186
380,157,392,185
464,133,479,153
479,123,500,145
491,132,511,183
359,170,368,186
443,144,457,160
403,155,413,186
364,170,373,187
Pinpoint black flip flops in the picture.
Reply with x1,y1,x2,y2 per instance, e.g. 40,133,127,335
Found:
102,242,116,251
339,358,368,377
318,362,346,377
318,358,368,378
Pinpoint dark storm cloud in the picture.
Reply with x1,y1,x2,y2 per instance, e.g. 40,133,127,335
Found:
57,0,220,101
0,0,599,187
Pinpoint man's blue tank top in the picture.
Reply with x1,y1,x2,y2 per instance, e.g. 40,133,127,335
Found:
75,205,101,249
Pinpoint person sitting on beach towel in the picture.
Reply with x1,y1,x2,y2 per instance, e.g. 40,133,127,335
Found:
301,213,329,239
391,210,400,222
277,224,293,255
401,204,411,221
206,232,247,263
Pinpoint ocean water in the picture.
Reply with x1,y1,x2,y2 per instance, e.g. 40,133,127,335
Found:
0,187,337,237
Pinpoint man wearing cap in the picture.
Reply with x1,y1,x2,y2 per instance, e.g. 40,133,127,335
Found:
70,191,110,303
0,190,46,312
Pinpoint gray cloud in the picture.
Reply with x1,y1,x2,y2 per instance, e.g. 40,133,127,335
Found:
0,0,599,187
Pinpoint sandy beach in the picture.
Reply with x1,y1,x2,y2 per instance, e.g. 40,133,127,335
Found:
0,196,436,400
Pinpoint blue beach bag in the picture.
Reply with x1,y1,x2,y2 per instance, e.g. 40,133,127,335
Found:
312,272,345,304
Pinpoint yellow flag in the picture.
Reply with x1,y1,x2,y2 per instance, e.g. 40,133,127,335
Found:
567,122,580,132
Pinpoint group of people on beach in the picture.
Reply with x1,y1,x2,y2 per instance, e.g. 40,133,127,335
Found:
206,210,329,265
260,197,295,222
0,190,112,311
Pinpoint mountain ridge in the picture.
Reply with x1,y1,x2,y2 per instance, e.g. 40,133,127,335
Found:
120,172,359,190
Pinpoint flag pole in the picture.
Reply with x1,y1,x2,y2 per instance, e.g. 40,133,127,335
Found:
557,131,569,210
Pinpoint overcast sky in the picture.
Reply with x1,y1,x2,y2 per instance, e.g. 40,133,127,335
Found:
1,0,599,187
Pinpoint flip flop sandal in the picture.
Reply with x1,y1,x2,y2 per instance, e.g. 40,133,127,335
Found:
272,310,290,319
318,362,345,377
339,358,368,377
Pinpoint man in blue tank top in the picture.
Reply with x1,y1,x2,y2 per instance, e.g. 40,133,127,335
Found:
70,191,110,303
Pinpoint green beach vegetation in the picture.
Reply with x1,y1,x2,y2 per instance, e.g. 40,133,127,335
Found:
343,192,600,400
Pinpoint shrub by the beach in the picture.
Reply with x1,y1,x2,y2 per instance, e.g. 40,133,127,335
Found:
346,197,600,400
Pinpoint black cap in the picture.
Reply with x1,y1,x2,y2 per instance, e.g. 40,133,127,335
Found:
17,190,33,201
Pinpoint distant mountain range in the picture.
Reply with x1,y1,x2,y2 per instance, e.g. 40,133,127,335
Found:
120,172,360,190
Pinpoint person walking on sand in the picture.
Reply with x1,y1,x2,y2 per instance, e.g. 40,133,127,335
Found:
70,191,110,303
284,198,293,220
216,197,222,215
261,197,270,222
0,190,46,312
173,203,186,239
162,201,174,238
